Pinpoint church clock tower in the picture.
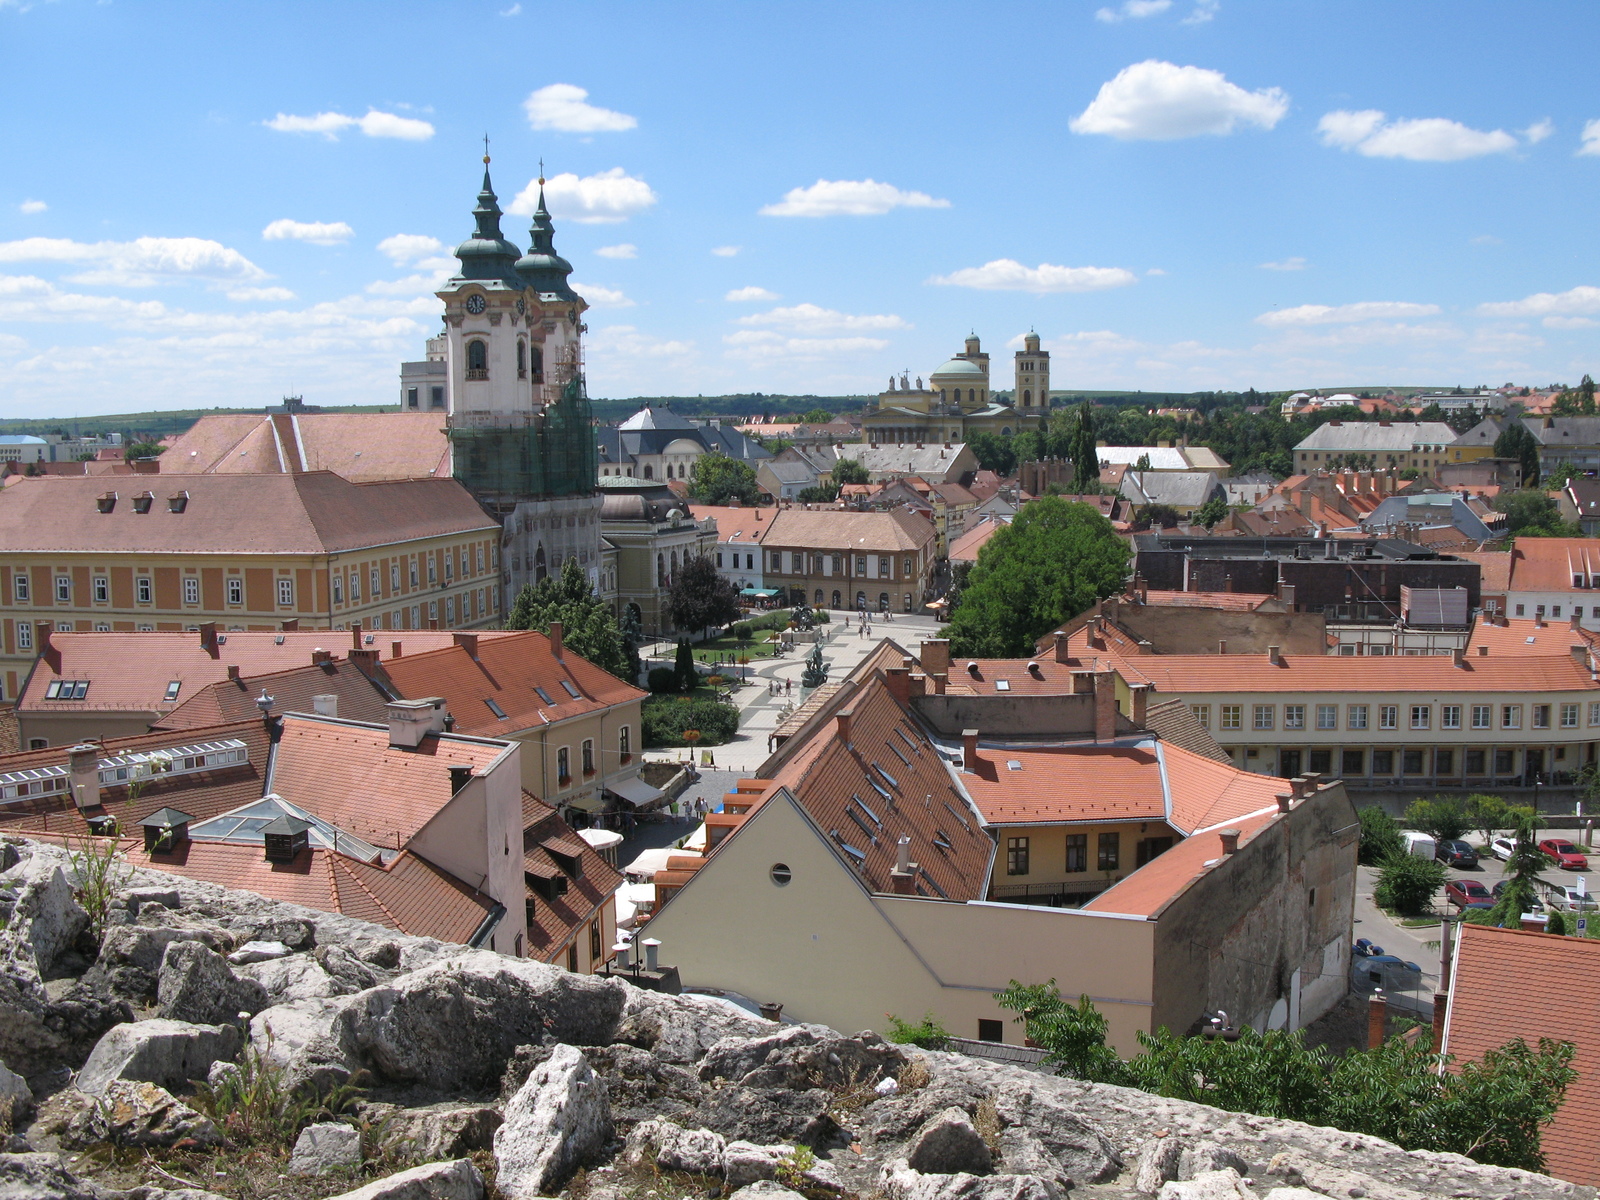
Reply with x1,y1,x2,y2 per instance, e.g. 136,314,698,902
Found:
437,156,601,611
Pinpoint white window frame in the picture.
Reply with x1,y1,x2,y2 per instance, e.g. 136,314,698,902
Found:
1410,705,1430,730
1348,704,1369,730
54,575,70,603
1379,704,1398,730
1441,705,1461,730
1502,704,1522,730
1253,704,1274,731
1283,704,1305,730
1191,704,1210,730
1220,704,1242,730
1316,704,1338,730
1562,703,1580,729
226,577,243,605
12,574,28,603
93,576,108,603
1472,704,1492,729
182,577,199,605
136,576,152,604
276,578,294,607
16,622,32,650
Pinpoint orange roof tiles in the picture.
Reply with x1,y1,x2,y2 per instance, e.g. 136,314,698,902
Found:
1459,550,1513,592
1084,813,1276,918
154,660,391,730
1446,923,1600,1186
1504,538,1600,593
949,519,1004,564
762,507,936,553
961,744,1167,825
690,504,777,545
1140,589,1274,611
266,717,509,849
162,412,452,483
376,630,643,738
1465,616,1596,658
521,792,623,962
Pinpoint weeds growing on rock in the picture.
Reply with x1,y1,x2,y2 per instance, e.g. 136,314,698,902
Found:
775,1144,816,1190
66,834,127,942
974,1094,1001,1155
190,1037,368,1152
895,1058,931,1092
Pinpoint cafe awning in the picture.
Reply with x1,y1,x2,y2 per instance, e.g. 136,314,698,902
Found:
607,775,667,809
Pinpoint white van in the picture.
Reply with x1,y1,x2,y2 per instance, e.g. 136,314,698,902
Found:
1400,831,1436,860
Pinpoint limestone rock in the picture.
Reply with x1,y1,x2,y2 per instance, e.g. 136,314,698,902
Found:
993,1128,1074,1195
75,1018,241,1096
1264,1150,1428,1200
0,1151,102,1200
0,963,130,1078
375,1103,502,1163
67,1079,222,1148
720,1140,843,1192
289,1121,364,1176
249,997,363,1093
494,1044,613,1198
316,943,382,992
619,1120,727,1175
613,987,771,1064
1157,1169,1256,1200
321,1159,485,1200
989,1076,1123,1185
1135,1135,1183,1194
157,940,267,1025
2,856,89,976
124,887,181,917
907,1107,993,1176
229,940,292,965
878,1158,1062,1200
699,1025,905,1090
0,1059,32,1122
693,1085,840,1148
236,953,346,1004
579,1043,707,1127
729,1183,806,1200
1180,1140,1250,1181
92,924,228,1001
1259,1191,1332,1200
349,954,626,1091
242,916,315,950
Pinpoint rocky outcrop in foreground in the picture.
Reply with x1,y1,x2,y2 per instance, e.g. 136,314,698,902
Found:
0,835,1592,1200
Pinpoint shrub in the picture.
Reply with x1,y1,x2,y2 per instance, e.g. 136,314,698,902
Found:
1405,796,1470,843
1357,806,1403,865
646,667,678,694
1374,851,1447,916
886,1013,952,1050
643,696,738,747
674,640,697,691
733,622,754,641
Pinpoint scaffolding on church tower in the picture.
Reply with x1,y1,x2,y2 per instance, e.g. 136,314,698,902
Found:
448,369,597,511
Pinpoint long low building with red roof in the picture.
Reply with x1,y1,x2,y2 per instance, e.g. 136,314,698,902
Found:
641,640,1358,1054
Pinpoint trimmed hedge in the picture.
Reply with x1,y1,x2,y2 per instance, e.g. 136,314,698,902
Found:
642,696,739,747
646,667,679,694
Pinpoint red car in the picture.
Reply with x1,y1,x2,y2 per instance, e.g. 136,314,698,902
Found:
1444,878,1494,908
1539,839,1590,871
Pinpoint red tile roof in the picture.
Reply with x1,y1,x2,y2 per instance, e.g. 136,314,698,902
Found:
1139,589,1275,611
1446,923,1600,1186
1459,549,1513,592
0,472,495,555
690,505,777,545
949,518,1005,564
1083,812,1276,918
762,507,936,553
1504,538,1600,594
267,717,510,849
521,792,623,962
162,413,452,483
375,631,643,738
153,660,391,730
1465,616,1597,658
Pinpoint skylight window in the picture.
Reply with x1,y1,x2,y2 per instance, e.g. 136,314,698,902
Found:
932,830,953,851
847,807,878,844
45,681,89,700
840,842,866,866
851,793,881,826
1007,759,1023,771
868,777,892,802
164,681,181,702
920,868,949,898
995,679,1011,692
560,680,581,698
888,742,911,767
534,686,554,704
874,763,899,791
485,698,508,719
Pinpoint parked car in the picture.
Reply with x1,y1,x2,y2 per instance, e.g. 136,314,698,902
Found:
1400,831,1437,860
1543,886,1599,913
1539,839,1589,871
1352,938,1386,958
1351,954,1423,993
1435,838,1478,867
1444,878,1494,908
1490,836,1517,861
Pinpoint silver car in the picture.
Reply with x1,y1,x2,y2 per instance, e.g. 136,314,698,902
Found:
1490,836,1517,861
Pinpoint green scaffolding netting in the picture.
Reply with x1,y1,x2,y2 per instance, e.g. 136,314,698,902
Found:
450,374,598,500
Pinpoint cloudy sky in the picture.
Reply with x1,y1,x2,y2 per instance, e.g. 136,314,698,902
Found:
1,1,1597,416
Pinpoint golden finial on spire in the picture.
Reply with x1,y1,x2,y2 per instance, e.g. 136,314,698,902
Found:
538,157,545,186
483,133,491,164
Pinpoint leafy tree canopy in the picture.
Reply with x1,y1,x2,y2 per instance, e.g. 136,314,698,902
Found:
797,407,833,423
945,496,1129,657
687,452,761,505
831,457,870,485
505,558,634,683
124,441,166,461
1494,490,1580,538
665,553,741,639
1195,495,1229,528
1493,422,1541,487
1356,806,1402,865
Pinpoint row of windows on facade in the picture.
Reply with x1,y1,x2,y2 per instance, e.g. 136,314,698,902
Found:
1192,700,1595,732
405,386,446,410
760,553,917,578
1254,745,1564,779
8,590,498,652
597,462,692,480
1005,832,1128,876
14,546,492,611
1516,602,1600,618
463,339,542,381
550,728,633,792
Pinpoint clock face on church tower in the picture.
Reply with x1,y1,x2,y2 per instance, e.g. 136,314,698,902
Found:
464,294,487,315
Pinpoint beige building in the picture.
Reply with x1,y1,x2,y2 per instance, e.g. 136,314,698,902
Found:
597,477,718,637
0,473,502,702
1292,420,1457,475
862,336,1028,445
759,507,937,613
645,647,1357,1052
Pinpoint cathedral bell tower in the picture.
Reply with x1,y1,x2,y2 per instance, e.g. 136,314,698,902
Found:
1013,332,1050,410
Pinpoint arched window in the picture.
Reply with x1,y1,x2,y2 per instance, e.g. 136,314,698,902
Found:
529,345,543,381
643,465,653,479
904,593,913,612
814,589,823,605
517,340,526,378
466,340,488,377
832,590,841,609
879,593,890,612
657,554,666,586
1022,389,1031,406
670,550,679,580
856,591,867,609
535,544,547,583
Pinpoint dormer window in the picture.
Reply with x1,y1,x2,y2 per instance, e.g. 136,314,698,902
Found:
132,492,153,514
167,492,189,513
96,492,117,513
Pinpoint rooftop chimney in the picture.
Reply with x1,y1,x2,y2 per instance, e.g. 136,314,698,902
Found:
391,640,403,659
836,709,854,748
448,764,473,795
642,937,661,972
350,622,363,649
311,648,333,666
1217,828,1241,855
1367,991,1387,1050
1276,792,1292,814
884,667,911,706
1268,645,1282,666
1053,630,1071,664
548,620,564,660
37,621,57,671
200,622,220,659
454,631,479,659
890,835,918,894
961,729,979,772
227,664,241,682
1129,682,1150,728
1278,583,1296,608
387,698,447,749
1094,671,1116,742
1217,639,1227,656
921,638,951,677
281,618,299,632
68,742,101,811
312,694,338,718
1453,647,1466,667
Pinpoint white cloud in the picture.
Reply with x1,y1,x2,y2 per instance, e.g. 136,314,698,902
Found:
1579,119,1600,156
1145,267,1166,276
1545,316,1598,330
1180,0,1219,23
227,286,297,302
928,259,1138,294
759,179,950,218
1256,301,1441,327
596,243,637,259
725,286,779,302
735,303,909,333
0,236,268,287
18,200,45,215
1523,118,1555,145
523,84,637,133
1477,286,1600,317
1069,60,1287,140
365,272,450,297
263,109,434,141
711,245,740,257
377,234,444,266
262,219,353,246
571,282,634,307
723,330,890,362
509,168,657,223
1260,257,1308,271
500,2,520,13
0,334,26,356
1317,109,1516,161
1095,0,1170,22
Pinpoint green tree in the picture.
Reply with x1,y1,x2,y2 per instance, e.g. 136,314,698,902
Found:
674,639,697,692
665,554,741,641
1374,851,1446,916
966,431,1017,475
1464,793,1509,844
995,980,1576,1174
1068,403,1100,493
1404,796,1470,842
618,603,644,686
505,558,633,682
944,497,1130,657
1493,490,1579,537
1194,495,1229,529
1132,503,1182,531
797,481,840,504
1357,805,1403,865
1488,809,1549,928
831,457,870,486
797,407,833,423
1493,422,1541,487
123,441,165,461
687,452,760,505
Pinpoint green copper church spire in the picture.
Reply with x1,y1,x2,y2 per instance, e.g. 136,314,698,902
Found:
514,163,577,300
451,145,523,285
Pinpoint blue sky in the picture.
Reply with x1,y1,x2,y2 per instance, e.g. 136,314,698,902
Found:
1,0,1598,416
